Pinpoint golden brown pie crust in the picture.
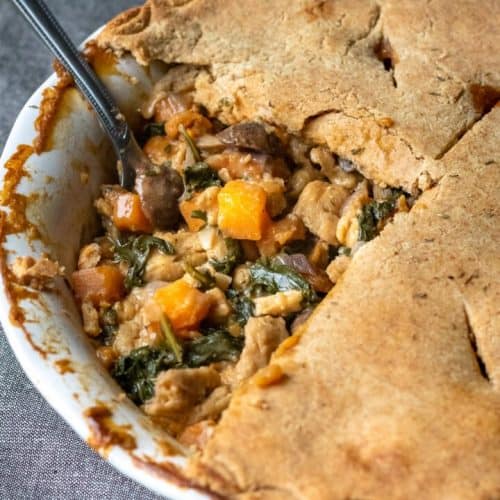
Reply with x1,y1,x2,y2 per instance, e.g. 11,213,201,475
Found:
98,1,500,497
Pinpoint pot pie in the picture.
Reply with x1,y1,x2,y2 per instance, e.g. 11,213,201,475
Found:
12,0,500,498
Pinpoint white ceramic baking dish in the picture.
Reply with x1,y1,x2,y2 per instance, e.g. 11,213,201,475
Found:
0,31,208,500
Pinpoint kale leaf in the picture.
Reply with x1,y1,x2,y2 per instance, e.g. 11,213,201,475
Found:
113,328,243,404
248,260,317,303
357,200,395,241
112,346,179,404
184,162,222,194
226,288,254,326
160,314,183,363
179,124,222,195
112,235,175,290
184,329,244,367
357,187,406,242
179,124,202,163
210,238,242,275
99,307,118,345
143,122,166,140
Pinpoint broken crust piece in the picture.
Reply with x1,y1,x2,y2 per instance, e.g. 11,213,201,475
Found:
10,255,64,290
98,0,499,191
184,109,500,498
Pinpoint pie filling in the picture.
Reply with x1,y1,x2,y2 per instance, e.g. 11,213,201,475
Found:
67,83,413,446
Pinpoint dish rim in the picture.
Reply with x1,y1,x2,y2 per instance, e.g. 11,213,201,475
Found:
0,27,208,500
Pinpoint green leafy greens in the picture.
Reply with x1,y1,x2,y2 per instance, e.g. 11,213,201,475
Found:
183,162,222,194
179,124,202,163
112,235,175,290
357,200,394,241
226,288,254,326
99,307,118,345
357,188,406,242
184,329,243,367
223,258,318,328
160,314,183,363
113,346,178,404
210,238,242,275
179,124,221,195
248,259,317,303
112,328,243,404
143,122,166,140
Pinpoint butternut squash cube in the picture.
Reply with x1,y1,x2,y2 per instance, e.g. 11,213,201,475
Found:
217,180,269,240
112,193,152,233
154,280,212,331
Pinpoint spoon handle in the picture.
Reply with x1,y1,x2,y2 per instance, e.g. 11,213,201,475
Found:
11,0,135,188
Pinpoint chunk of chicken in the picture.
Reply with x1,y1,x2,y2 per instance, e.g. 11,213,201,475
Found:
309,146,337,181
10,255,63,290
336,180,370,247
230,316,288,387
144,367,221,423
308,240,330,268
144,251,184,283
256,177,287,217
197,226,234,263
145,230,207,283
294,180,350,245
114,285,152,322
206,287,232,323
113,285,167,355
113,317,163,356
158,229,205,257
253,290,303,317
288,136,312,168
77,243,101,270
153,92,192,123
310,147,358,189
288,165,323,199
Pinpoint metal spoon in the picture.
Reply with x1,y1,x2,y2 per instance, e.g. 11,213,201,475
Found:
11,0,183,229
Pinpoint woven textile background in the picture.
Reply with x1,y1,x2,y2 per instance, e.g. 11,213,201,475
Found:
0,1,163,498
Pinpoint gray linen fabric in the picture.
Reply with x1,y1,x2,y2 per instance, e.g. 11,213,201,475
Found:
0,1,164,498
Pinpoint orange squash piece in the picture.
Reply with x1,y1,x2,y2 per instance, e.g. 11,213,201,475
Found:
217,180,269,240
154,280,212,332
72,265,125,305
112,193,152,233
165,110,212,139
179,197,206,232
142,135,171,166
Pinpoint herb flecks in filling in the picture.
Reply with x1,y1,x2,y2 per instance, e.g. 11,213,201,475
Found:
71,86,410,439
